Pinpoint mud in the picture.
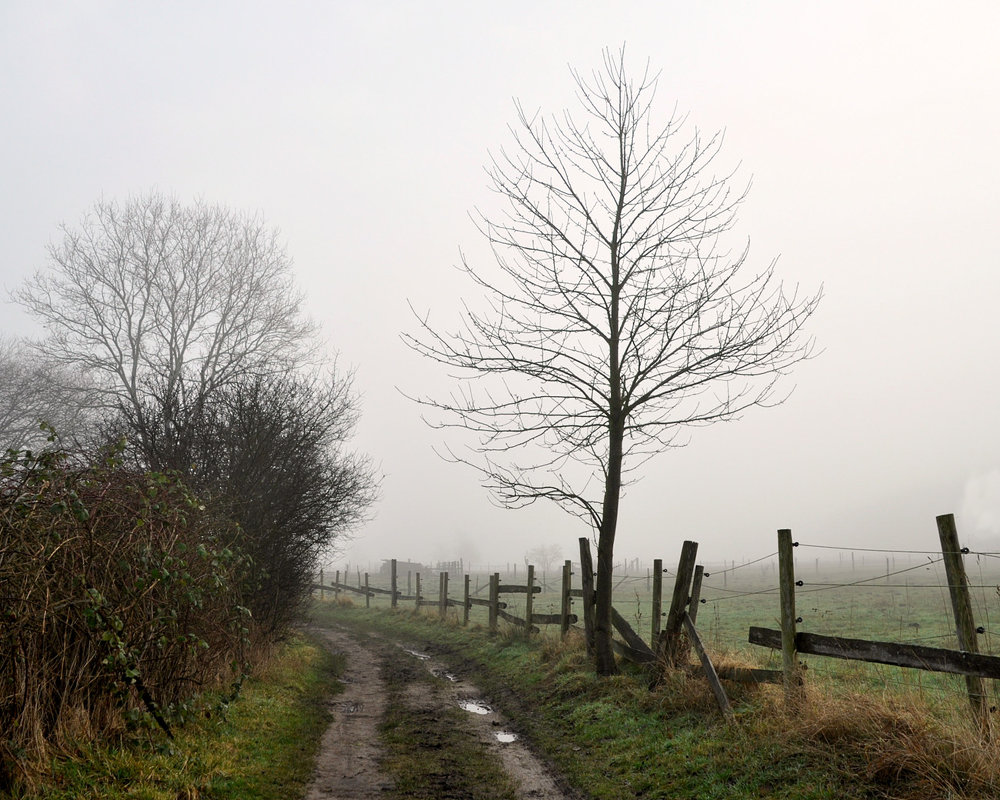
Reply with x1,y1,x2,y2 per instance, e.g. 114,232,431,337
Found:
304,624,576,800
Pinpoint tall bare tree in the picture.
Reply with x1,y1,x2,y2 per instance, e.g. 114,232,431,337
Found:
15,193,317,452
405,50,821,675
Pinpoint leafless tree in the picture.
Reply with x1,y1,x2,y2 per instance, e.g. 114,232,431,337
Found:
14,193,317,453
405,50,821,675
0,335,94,451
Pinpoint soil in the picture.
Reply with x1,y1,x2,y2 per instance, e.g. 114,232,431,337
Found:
304,624,577,800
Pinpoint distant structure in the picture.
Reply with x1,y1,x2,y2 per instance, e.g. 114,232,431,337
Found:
379,559,426,576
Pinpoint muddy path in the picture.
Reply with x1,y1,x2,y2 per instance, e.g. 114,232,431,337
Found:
304,624,578,800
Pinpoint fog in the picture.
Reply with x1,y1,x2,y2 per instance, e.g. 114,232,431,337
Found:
3,2,999,570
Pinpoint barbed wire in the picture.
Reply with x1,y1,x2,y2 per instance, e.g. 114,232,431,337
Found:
703,551,778,576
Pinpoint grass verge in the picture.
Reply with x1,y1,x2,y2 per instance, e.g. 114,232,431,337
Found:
11,632,343,800
312,600,1000,800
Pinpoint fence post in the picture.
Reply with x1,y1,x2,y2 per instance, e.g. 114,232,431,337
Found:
689,565,704,626
578,538,596,655
463,574,470,626
525,565,535,634
415,572,421,612
335,570,340,600
778,528,802,704
937,513,987,726
364,572,370,609
651,558,663,647
488,572,499,634
439,571,448,620
390,559,398,608
560,560,572,638
319,568,325,601
660,540,698,667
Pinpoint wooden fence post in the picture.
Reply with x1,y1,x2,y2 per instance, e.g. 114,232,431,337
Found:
390,559,398,609
560,560,572,638
439,571,448,620
525,565,535,634
463,574,470,626
489,573,499,634
578,538,596,655
937,513,987,726
415,572,421,612
660,540,698,667
778,529,802,703
651,558,663,647
319,568,325,601
335,570,340,599
364,572,370,609
689,565,704,626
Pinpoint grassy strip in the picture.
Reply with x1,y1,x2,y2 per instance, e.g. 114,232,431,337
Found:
377,644,520,799
14,633,343,800
312,601,996,800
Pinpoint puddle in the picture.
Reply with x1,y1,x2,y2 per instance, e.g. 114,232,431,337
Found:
458,699,492,715
495,731,518,743
431,668,459,682
401,647,431,660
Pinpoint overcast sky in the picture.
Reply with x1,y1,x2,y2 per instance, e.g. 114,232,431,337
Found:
3,2,999,570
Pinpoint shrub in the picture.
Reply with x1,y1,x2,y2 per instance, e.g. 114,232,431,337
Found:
0,443,252,784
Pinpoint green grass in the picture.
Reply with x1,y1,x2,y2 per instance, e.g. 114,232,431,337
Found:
13,632,343,800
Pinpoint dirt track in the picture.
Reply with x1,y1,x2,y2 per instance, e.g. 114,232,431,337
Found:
304,625,575,800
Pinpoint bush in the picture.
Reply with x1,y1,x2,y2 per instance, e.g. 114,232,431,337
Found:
0,443,252,784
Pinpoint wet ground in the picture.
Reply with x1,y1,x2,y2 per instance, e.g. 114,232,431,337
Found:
304,625,575,800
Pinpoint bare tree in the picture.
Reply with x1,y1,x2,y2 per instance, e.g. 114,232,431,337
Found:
0,335,94,451
14,193,317,453
405,50,821,675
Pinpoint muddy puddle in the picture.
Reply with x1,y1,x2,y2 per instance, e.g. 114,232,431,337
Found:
458,699,492,715
495,731,518,743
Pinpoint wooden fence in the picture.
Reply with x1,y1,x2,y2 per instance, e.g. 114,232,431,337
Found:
313,512,1000,727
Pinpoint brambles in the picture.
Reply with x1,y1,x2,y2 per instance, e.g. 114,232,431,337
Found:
0,442,252,785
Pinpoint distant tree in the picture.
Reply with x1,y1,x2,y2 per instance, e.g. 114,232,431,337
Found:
14,192,317,454
105,369,379,635
405,49,821,675
525,544,563,573
0,335,94,451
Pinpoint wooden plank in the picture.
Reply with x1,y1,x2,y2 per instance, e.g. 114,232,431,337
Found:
524,565,535,634
749,627,1000,679
688,565,704,626
937,513,987,724
651,557,663,647
578,538,596,656
497,584,542,594
468,597,507,609
661,540,698,666
560,560,572,637
778,529,802,702
497,608,537,631
611,638,657,664
684,613,734,722
611,607,656,659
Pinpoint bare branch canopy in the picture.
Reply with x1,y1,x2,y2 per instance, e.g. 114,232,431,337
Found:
404,48,822,675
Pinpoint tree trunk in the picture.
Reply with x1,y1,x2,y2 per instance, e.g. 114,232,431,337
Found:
594,421,623,676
